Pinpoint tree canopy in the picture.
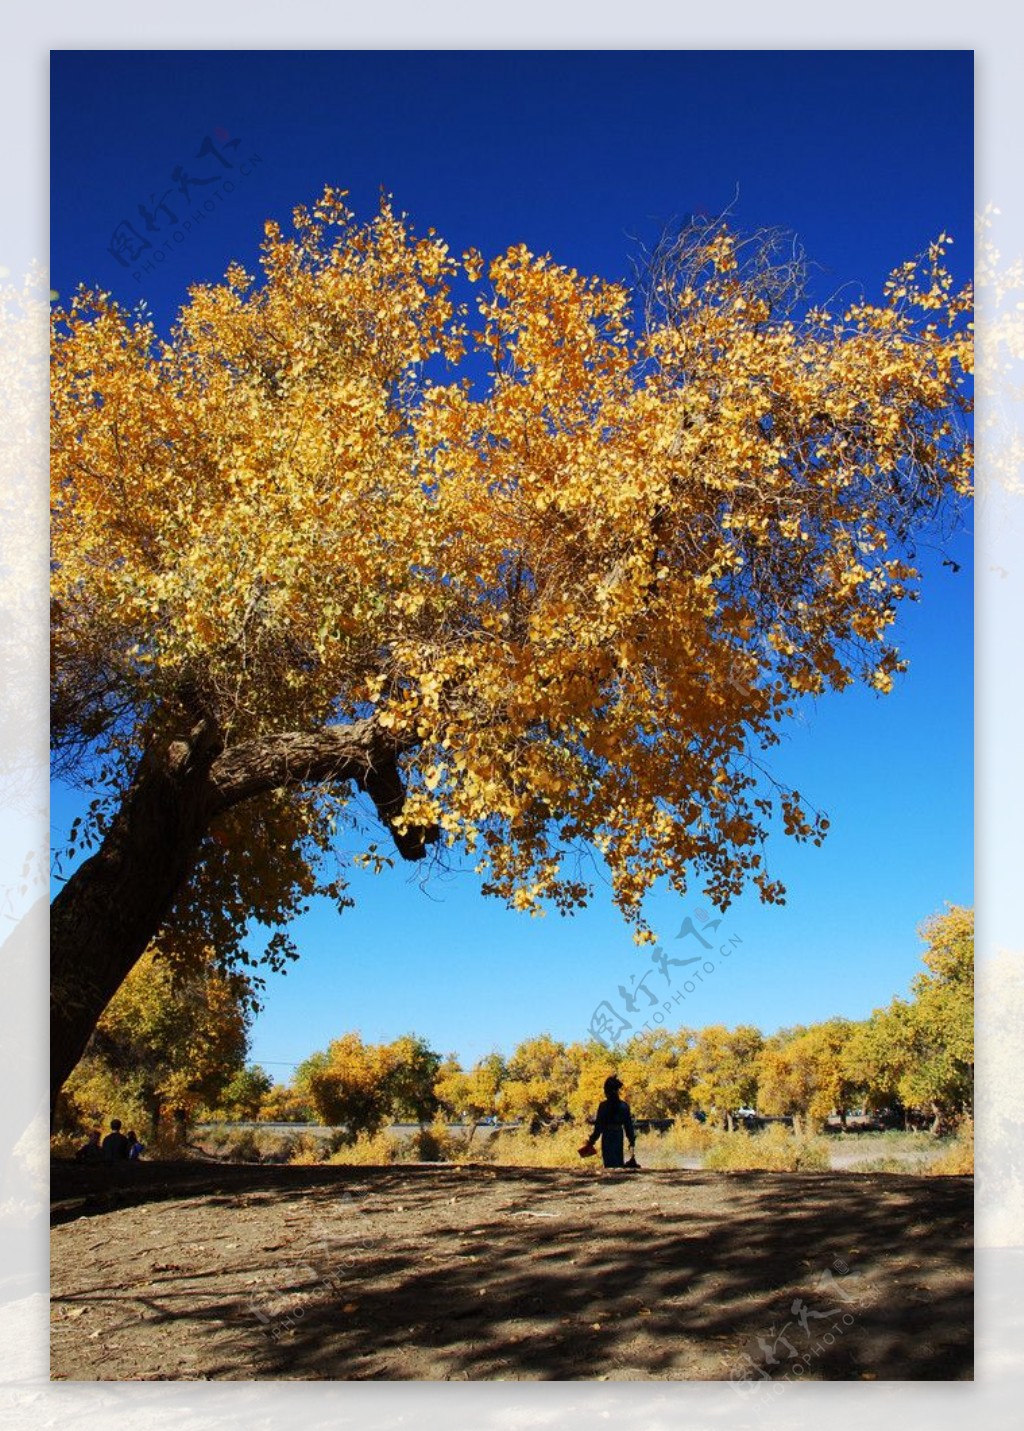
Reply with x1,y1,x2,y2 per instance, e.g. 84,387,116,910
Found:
757,1018,862,1134
59,945,250,1138
843,904,974,1129
297,1031,440,1141
434,1052,506,1124
49,189,972,1113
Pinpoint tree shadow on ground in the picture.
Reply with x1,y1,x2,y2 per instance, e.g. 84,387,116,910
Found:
50,1162,972,1381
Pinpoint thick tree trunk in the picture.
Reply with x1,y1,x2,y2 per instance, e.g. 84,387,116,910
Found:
50,724,221,1125
50,715,433,1124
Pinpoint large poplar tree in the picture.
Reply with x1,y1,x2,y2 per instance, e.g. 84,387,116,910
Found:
50,191,972,1115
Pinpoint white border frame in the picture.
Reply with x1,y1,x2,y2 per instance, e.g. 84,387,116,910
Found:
5,5,1020,1427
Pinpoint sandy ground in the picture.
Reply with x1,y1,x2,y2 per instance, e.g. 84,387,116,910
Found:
50,1160,972,1382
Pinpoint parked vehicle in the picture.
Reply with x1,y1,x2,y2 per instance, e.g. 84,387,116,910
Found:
734,1107,765,1132
634,1118,675,1135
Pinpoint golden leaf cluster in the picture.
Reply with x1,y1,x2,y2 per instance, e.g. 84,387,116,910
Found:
51,192,972,932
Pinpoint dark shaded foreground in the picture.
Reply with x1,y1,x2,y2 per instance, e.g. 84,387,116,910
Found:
51,1161,972,1382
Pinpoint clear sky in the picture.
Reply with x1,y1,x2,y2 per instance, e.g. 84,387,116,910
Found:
50,49,973,1077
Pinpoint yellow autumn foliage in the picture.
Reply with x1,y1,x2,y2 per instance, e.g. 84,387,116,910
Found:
51,191,972,958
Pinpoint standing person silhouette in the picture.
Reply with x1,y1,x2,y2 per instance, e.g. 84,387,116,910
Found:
582,1076,636,1168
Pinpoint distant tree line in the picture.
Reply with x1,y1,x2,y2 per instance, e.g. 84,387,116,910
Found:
56,907,972,1143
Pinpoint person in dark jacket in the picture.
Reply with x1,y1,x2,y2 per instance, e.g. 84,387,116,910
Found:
583,1076,636,1168
101,1119,129,1162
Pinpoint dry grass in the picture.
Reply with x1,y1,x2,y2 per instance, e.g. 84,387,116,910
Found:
328,1118,483,1165
832,1128,969,1175
702,1123,831,1172
484,1123,586,1168
479,1117,715,1170
926,1118,974,1175
66,1116,971,1177
327,1130,400,1165
638,1119,715,1166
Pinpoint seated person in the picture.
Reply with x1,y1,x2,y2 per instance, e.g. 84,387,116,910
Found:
74,1130,102,1162
101,1119,130,1161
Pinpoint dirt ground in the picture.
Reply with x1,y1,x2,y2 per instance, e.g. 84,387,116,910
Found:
50,1160,972,1382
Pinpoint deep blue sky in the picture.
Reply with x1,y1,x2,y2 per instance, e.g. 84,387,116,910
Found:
50,50,973,1076
51,51,974,328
